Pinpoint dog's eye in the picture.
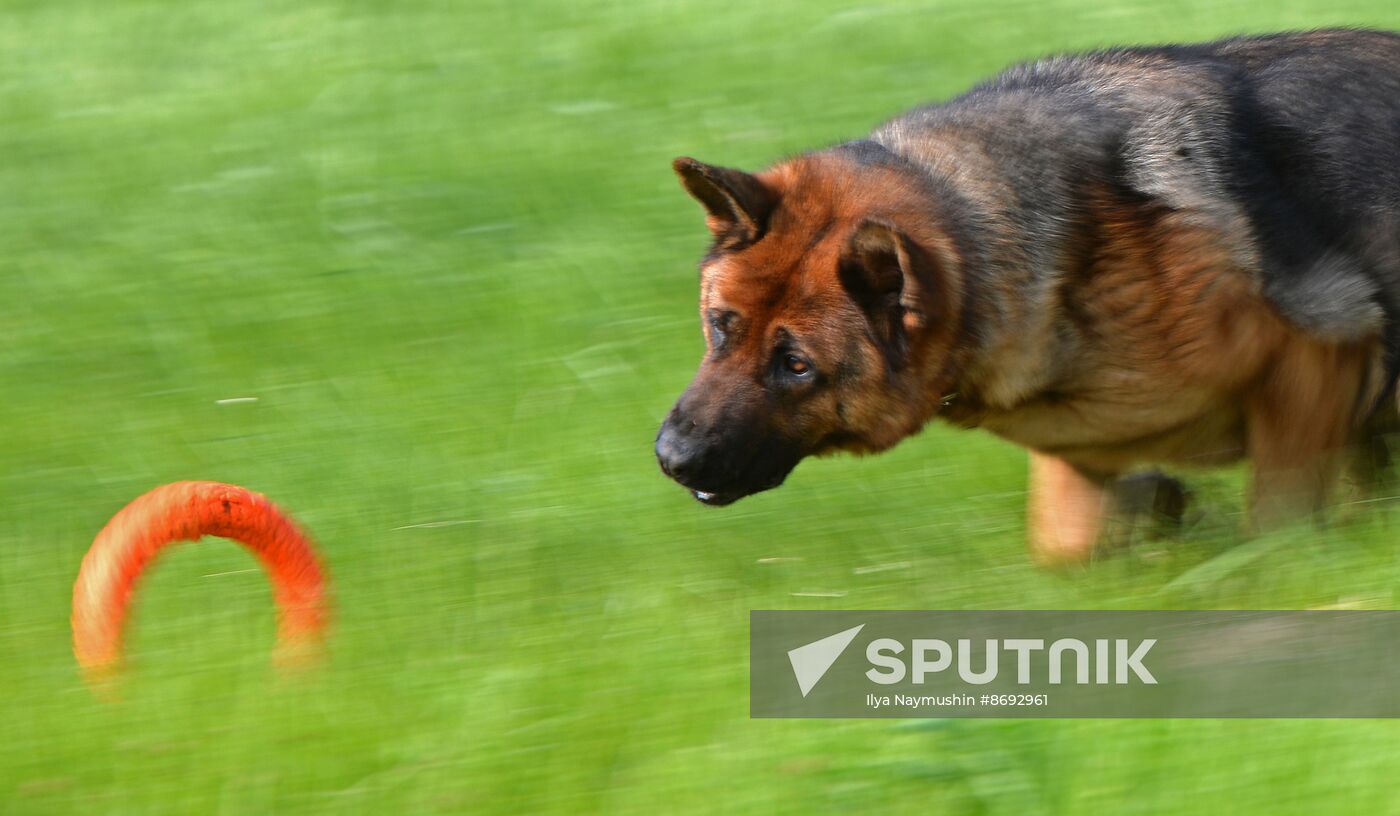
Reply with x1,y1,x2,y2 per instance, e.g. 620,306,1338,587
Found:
783,354,813,377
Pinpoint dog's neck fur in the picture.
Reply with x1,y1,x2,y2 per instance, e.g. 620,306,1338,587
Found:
866,128,1080,421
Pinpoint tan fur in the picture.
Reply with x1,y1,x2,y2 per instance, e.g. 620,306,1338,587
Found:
1027,452,1112,566
966,191,1386,559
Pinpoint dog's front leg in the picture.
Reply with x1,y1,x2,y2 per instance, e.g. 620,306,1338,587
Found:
1026,452,1111,566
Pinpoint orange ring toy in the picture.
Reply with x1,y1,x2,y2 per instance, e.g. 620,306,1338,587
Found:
72,481,329,682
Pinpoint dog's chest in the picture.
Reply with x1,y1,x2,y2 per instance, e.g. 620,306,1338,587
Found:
956,231,1287,470
973,377,1247,472
964,190,1314,470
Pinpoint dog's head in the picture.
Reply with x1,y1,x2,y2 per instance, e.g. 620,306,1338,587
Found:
656,148,967,506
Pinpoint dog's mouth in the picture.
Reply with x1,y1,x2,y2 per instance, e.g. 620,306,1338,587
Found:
691,489,740,506
686,468,792,507
656,421,803,508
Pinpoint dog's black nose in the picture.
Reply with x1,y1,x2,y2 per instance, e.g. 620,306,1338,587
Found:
655,422,703,483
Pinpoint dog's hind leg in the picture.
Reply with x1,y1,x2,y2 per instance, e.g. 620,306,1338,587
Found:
1345,397,1399,504
1244,338,1377,530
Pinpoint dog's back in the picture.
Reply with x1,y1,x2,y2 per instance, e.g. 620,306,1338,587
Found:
874,29,1400,356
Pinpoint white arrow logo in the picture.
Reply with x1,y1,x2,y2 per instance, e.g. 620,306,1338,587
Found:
787,624,866,697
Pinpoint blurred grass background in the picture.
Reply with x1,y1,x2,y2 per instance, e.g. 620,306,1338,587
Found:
3,0,1400,813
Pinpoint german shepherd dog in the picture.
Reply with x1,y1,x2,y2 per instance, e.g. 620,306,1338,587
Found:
655,29,1400,564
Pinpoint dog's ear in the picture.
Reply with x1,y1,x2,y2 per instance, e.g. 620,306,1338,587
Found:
672,157,775,244
839,219,939,370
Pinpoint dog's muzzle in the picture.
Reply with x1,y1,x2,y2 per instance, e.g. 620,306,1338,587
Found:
655,414,799,506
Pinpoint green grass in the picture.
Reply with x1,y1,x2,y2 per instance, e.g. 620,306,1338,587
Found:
4,0,1400,812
